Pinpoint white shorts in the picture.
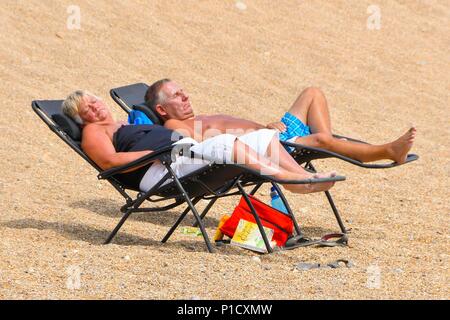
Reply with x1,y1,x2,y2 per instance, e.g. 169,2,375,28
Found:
139,129,278,192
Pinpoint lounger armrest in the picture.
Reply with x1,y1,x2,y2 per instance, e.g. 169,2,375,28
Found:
97,145,173,180
98,145,173,179
274,175,346,184
230,163,346,184
98,143,196,179
332,134,368,144
283,140,419,169
282,140,353,160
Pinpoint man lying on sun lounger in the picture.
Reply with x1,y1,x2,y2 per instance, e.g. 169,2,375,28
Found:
144,79,416,164
61,90,339,193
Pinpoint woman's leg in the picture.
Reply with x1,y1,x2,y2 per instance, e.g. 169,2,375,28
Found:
236,129,313,175
288,87,416,163
231,138,335,194
265,134,324,173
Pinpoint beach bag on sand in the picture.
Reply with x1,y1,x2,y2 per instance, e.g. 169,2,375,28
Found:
220,195,294,246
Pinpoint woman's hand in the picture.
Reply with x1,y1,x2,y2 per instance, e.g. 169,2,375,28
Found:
266,121,287,132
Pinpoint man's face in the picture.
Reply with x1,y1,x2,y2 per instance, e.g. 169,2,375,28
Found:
157,81,194,120
78,95,110,123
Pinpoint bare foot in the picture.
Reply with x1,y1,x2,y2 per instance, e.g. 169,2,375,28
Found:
388,127,416,164
284,171,336,194
309,171,336,192
313,171,337,179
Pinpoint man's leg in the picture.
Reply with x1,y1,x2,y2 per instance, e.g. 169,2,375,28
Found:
287,87,416,163
231,138,335,194
287,87,332,134
265,135,322,173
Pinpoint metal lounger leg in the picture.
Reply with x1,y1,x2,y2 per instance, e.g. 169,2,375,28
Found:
271,183,302,236
192,197,218,228
324,191,347,233
104,208,133,244
236,182,273,253
248,181,302,236
105,171,175,245
162,197,201,243
307,163,347,234
164,165,215,253
249,182,263,195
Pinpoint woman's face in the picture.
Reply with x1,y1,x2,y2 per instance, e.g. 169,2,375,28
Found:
78,95,110,123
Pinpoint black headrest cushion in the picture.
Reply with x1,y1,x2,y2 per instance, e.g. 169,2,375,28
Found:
52,114,82,141
133,103,163,125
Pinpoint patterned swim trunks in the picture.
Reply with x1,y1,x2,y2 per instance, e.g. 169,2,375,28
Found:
278,112,311,143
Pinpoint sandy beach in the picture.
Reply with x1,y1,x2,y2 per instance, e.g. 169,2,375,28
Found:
0,0,448,299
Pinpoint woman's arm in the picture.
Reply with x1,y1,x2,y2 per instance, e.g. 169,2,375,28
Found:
81,125,152,171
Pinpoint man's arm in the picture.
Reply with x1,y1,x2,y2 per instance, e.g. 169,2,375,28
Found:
82,125,152,171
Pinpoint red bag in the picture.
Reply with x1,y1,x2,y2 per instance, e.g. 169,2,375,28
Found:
220,195,294,246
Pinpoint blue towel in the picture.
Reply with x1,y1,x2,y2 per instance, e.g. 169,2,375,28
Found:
128,110,153,125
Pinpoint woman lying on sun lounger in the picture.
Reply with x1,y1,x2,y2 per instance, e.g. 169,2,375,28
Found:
61,90,340,194
144,79,416,164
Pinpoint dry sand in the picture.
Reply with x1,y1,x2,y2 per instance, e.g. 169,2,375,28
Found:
0,0,449,299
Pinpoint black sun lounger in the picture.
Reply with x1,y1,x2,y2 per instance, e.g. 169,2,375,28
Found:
110,82,419,234
32,99,345,253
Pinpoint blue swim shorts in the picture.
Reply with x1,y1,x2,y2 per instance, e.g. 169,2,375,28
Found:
278,112,311,142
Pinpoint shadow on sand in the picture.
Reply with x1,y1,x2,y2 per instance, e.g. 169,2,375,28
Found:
1,218,225,253
69,198,221,228
2,215,338,254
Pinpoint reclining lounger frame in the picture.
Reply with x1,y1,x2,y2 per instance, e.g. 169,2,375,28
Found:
110,82,418,235
32,99,344,253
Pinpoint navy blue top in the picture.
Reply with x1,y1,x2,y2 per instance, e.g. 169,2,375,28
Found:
112,124,181,190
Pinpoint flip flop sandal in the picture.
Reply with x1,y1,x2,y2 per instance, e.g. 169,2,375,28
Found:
214,239,231,247
296,259,354,271
326,259,354,268
284,235,323,250
284,233,348,250
316,233,349,247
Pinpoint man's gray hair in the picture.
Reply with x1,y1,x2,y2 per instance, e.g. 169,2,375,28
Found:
144,78,171,121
